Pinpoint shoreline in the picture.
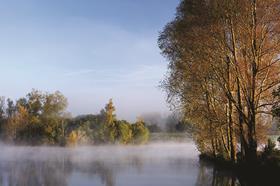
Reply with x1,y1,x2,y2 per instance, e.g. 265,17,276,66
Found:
199,153,280,185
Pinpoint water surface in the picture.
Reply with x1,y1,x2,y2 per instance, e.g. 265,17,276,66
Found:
0,143,239,186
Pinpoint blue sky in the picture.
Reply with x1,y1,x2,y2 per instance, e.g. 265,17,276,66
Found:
0,0,180,121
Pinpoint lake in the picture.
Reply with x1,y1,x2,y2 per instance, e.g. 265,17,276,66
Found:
0,143,240,186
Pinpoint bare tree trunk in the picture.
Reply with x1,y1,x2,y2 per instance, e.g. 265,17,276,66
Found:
220,128,231,158
227,56,237,162
211,135,216,157
246,0,258,163
237,79,247,161
228,99,237,162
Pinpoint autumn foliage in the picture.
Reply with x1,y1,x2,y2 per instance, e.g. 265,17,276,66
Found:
159,0,280,163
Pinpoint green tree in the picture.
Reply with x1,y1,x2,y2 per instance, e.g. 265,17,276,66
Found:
105,99,116,125
41,91,68,144
16,97,28,109
27,90,44,117
6,98,15,118
103,99,117,143
132,118,149,144
116,120,133,144
3,90,68,144
0,91,152,146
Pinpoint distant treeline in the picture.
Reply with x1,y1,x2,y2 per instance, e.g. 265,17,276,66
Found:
143,113,192,133
0,90,149,146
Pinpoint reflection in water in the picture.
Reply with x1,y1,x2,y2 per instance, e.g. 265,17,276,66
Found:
2,161,70,186
195,159,280,186
195,161,240,186
0,143,271,186
0,143,199,186
0,154,116,186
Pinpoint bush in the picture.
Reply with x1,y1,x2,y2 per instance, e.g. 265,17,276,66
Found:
116,120,133,144
132,120,150,144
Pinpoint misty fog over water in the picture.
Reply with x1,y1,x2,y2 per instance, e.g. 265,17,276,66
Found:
0,143,202,186
0,143,241,186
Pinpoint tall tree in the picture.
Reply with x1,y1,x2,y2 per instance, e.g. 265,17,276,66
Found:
105,99,116,126
159,0,280,162
6,98,15,119
41,91,68,143
104,99,117,143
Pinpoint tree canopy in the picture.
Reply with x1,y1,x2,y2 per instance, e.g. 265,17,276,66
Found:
0,91,150,146
159,0,280,163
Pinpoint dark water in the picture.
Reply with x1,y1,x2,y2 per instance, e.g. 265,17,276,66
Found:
0,143,240,186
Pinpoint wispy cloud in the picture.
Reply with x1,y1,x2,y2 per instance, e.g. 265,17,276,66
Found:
62,64,166,86
63,69,100,77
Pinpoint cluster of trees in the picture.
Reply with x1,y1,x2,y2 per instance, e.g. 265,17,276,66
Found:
0,90,149,145
141,113,164,133
0,90,68,145
165,114,192,133
141,112,191,133
68,99,149,145
159,0,280,163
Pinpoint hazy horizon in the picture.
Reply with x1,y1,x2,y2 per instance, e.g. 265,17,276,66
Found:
0,0,180,121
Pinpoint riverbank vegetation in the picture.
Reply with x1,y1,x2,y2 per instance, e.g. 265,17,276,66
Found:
0,90,149,146
159,0,280,166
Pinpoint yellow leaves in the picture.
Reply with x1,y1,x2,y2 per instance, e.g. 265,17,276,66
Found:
68,131,78,147
45,126,53,134
17,105,28,120
4,105,29,141
30,116,40,125
136,116,144,124
105,98,116,125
